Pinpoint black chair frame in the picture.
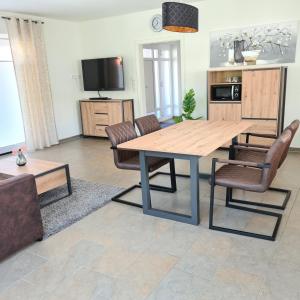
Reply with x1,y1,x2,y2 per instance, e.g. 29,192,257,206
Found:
111,159,177,208
209,158,282,241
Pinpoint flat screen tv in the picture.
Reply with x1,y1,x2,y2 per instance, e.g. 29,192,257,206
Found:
81,57,124,91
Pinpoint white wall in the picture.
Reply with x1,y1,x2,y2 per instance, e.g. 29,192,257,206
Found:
2,0,300,146
0,13,83,140
79,0,300,146
43,19,84,139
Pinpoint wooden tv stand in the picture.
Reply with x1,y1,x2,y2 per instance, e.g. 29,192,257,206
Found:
80,99,134,137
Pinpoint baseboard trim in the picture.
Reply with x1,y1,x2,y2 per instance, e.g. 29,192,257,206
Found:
59,135,82,144
289,147,300,153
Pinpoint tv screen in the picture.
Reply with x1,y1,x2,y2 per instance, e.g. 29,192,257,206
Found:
81,57,124,91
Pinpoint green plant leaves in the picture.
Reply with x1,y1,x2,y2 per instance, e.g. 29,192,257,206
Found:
173,88,202,123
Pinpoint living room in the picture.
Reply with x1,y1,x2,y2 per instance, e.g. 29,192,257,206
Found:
1,0,300,299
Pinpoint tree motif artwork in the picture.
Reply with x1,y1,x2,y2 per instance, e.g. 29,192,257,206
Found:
210,21,298,67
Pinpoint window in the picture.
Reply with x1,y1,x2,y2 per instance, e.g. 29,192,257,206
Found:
0,34,25,154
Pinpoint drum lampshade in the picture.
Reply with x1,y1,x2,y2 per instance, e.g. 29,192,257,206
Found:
162,2,198,33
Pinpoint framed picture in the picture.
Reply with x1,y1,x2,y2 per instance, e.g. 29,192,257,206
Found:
210,21,298,67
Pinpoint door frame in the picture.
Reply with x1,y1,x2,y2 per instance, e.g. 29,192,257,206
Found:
135,36,186,117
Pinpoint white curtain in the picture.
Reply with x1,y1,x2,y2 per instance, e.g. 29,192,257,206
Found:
6,18,58,151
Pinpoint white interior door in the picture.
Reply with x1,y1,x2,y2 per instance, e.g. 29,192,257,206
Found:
143,41,181,120
143,60,155,114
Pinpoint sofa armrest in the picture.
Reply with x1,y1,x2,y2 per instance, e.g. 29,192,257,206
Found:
0,174,43,261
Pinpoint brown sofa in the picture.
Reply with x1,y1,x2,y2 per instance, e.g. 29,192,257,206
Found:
0,174,43,261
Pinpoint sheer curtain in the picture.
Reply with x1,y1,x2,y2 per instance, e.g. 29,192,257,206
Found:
6,18,58,151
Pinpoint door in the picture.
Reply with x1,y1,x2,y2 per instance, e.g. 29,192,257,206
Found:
242,69,281,119
142,41,181,120
143,60,155,114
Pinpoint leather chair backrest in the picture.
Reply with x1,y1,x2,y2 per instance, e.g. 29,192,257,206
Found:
278,119,300,167
135,114,161,136
261,129,292,189
105,122,138,168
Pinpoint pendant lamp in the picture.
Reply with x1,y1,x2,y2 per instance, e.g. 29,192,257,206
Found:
162,2,198,33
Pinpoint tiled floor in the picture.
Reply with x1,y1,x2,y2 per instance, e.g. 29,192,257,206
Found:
1,138,300,300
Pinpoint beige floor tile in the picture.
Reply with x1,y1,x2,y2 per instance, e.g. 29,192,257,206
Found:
0,251,47,293
24,240,105,293
89,244,144,277
27,225,87,259
1,138,300,299
113,251,178,299
192,231,233,258
257,262,300,300
47,267,115,300
147,221,202,258
212,267,264,299
146,268,212,300
0,280,43,300
272,227,300,267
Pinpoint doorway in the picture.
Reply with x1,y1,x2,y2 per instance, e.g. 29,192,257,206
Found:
142,41,181,120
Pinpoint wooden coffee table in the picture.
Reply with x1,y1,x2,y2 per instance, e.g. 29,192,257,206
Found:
0,157,72,207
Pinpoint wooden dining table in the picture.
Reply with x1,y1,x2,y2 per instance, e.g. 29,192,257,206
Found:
118,120,253,225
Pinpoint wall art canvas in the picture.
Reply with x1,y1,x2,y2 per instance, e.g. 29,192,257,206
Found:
210,21,298,67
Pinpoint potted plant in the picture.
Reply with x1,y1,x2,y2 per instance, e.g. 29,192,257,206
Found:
173,89,201,123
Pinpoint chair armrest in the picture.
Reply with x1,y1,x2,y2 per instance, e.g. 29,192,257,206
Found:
246,132,277,139
244,132,277,143
236,143,270,149
233,145,269,152
214,158,270,169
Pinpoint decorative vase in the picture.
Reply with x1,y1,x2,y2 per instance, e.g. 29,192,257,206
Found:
16,149,27,166
228,49,235,65
242,50,261,65
234,40,245,64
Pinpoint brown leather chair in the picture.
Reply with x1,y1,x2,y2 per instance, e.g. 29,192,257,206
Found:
105,121,177,208
209,129,292,241
229,120,300,210
0,174,43,261
135,114,161,136
135,114,177,189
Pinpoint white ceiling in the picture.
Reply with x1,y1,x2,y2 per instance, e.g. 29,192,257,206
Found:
0,0,202,21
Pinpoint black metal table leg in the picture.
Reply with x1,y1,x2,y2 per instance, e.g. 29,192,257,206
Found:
39,164,73,208
65,164,72,196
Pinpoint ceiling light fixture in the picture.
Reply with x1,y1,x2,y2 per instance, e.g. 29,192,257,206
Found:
162,2,198,33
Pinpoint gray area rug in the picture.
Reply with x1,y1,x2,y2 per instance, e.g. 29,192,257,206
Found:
40,178,123,239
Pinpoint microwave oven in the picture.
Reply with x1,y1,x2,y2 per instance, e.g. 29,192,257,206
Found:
211,84,242,101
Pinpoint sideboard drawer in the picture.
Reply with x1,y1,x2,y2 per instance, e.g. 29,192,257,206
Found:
93,114,109,125
94,125,107,137
93,102,108,113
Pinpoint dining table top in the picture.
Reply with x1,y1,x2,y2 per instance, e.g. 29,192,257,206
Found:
118,120,253,157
